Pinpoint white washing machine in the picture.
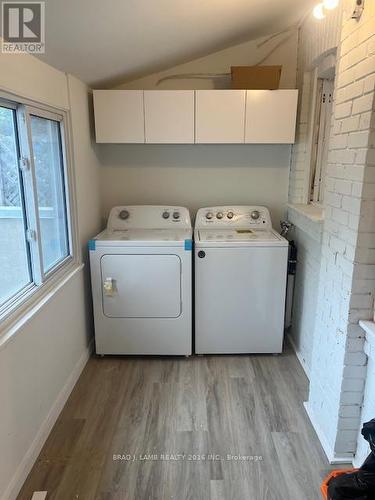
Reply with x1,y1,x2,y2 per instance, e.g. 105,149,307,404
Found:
195,206,288,354
89,206,192,355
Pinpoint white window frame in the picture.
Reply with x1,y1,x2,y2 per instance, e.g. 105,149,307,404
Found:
0,91,79,325
302,54,336,208
309,78,334,204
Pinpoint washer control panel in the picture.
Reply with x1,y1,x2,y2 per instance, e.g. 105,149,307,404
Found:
196,206,272,230
107,206,191,231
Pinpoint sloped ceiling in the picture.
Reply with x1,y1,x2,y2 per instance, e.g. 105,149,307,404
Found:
38,0,315,86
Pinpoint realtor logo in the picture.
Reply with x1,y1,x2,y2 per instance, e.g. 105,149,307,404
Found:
1,2,45,53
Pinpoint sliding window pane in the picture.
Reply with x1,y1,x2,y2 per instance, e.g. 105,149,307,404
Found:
0,106,31,306
30,115,69,273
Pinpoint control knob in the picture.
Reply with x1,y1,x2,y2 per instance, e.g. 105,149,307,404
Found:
119,210,130,220
162,211,170,219
251,210,260,220
173,211,180,220
216,212,224,219
227,211,234,219
206,212,214,220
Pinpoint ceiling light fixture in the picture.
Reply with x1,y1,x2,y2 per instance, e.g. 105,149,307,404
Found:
313,0,340,20
313,3,326,19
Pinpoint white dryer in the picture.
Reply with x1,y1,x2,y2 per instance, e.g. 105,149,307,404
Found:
194,206,288,354
89,206,192,355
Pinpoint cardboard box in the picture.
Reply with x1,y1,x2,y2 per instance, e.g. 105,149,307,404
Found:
231,66,282,90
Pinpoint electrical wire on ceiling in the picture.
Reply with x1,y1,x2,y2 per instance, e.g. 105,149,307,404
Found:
155,28,294,86
256,31,295,66
256,27,292,48
156,72,230,84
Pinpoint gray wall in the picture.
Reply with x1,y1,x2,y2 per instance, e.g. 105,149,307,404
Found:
98,144,292,226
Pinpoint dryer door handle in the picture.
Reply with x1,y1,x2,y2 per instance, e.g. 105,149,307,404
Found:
103,277,116,296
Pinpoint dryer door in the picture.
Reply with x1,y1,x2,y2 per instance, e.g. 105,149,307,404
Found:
101,254,181,318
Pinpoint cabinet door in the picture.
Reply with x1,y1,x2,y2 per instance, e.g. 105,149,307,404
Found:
195,90,246,143
144,90,194,143
93,90,145,143
245,90,298,144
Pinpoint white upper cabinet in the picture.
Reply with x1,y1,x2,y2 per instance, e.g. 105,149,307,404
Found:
93,90,145,143
245,90,298,144
93,89,299,144
144,91,194,143
195,90,246,144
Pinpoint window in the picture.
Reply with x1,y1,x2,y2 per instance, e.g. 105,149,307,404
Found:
309,78,334,204
30,114,69,272
0,97,73,317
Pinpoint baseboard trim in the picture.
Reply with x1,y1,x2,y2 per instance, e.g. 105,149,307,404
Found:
3,341,93,500
287,333,311,380
304,402,353,465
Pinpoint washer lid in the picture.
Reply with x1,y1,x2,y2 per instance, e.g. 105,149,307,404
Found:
93,228,192,247
196,229,287,246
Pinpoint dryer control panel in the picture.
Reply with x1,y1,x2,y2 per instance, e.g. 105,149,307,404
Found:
107,205,191,231
195,206,273,230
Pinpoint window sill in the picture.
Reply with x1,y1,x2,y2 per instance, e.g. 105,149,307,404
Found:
0,263,84,351
288,203,325,223
287,204,324,243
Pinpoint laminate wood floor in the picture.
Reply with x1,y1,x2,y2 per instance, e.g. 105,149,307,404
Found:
17,344,336,500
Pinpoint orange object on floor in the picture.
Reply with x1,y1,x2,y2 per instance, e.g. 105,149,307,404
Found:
321,469,358,499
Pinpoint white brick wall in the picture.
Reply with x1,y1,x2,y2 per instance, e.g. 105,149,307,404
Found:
290,0,375,463
287,6,342,380
287,207,323,376
289,72,313,204
333,0,375,457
